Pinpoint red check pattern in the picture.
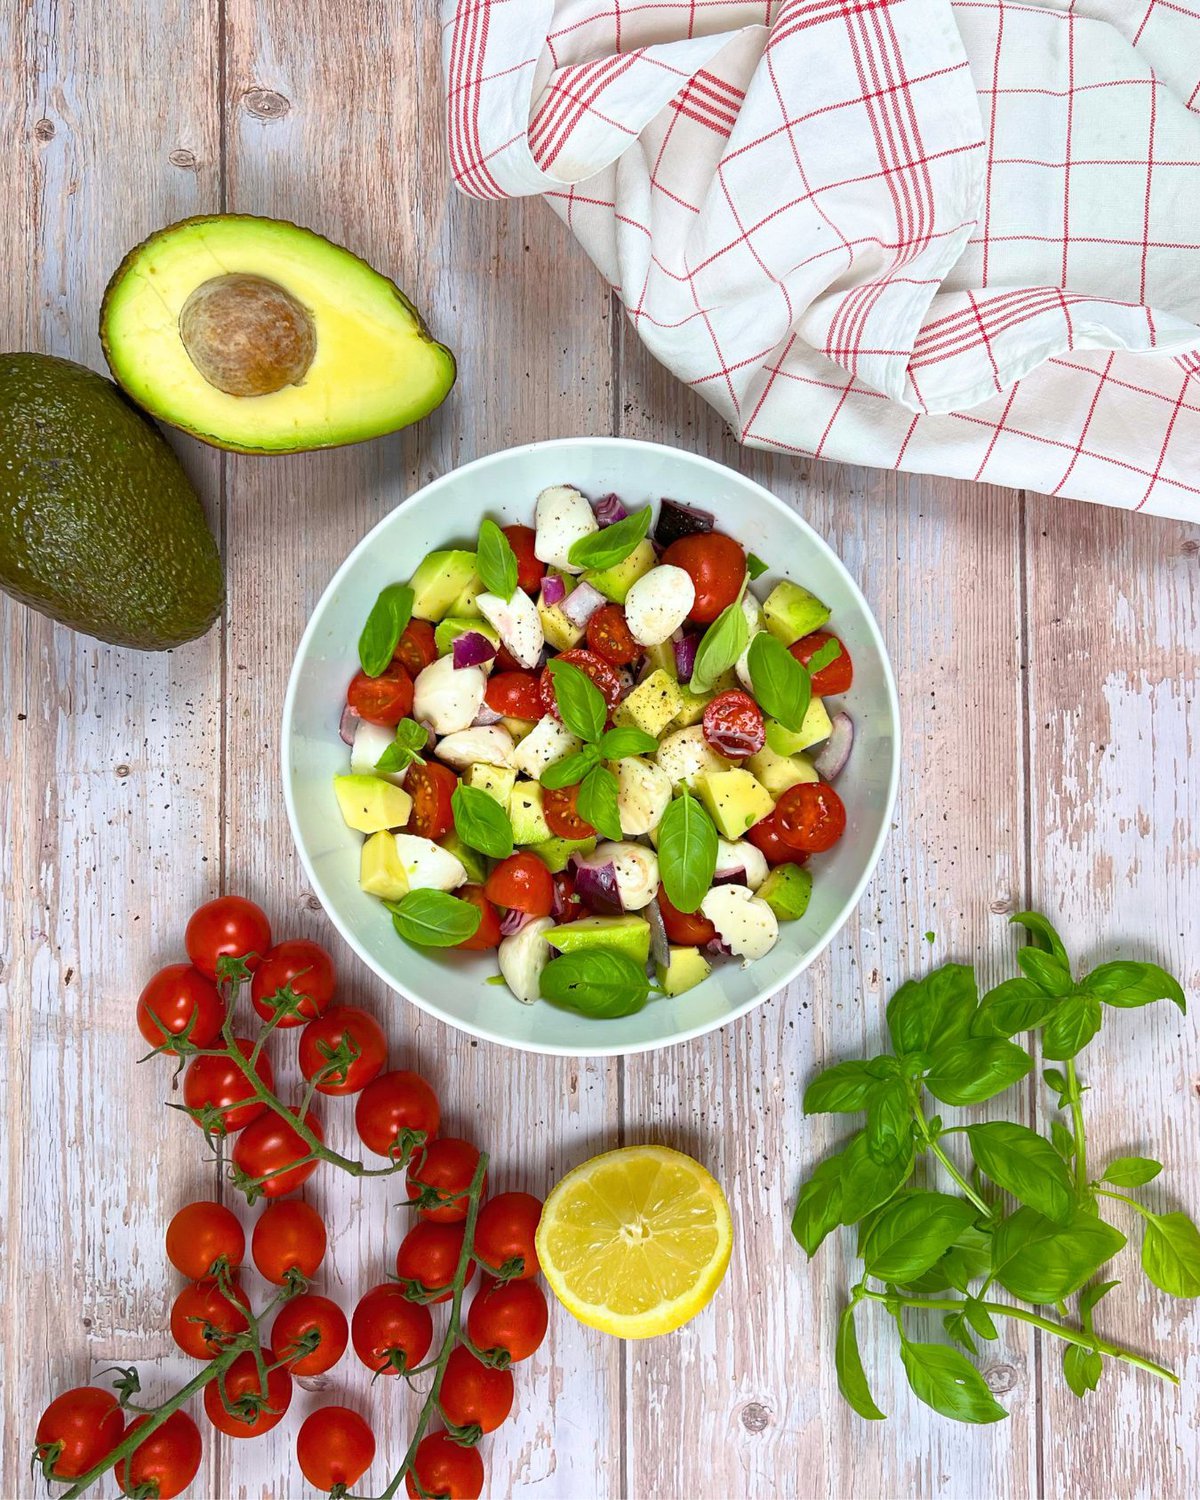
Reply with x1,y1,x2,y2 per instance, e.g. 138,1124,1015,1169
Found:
442,0,1200,517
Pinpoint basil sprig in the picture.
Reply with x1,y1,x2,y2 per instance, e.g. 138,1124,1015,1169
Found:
476,519,518,601
541,746,599,792
577,763,622,842
388,889,481,947
540,725,659,793
746,552,769,581
542,660,661,831
359,583,414,677
567,507,651,570
548,659,607,743
806,636,842,676
451,783,514,860
656,788,718,913
599,725,658,758
747,631,811,733
540,948,650,1018
375,718,428,774
690,580,749,695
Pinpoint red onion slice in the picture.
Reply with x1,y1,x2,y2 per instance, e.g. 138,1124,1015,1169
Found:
706,936,733,958
594,492,628,526
472,701,503,726
499,907,532,936
673,632,699,682
713,869,747,887
561,580,606,629
339,703,359,746
569,853,623,915
645,897,671,969
541,575,566,607
655,497,715,548
453,631,497,670
812,711,854,781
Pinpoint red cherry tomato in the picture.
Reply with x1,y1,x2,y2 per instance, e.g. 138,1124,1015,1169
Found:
251,1199,327,1284
231,1107,322,1199
165,1201,245,1281
789,630,853,695
346,661,414,727
544,783,596,840
473,1192,542,1280
655,884,718,945
271,1293,349,1376
298,1005,387,1095
438,1345,514,1435
395,1222,475,1304
661,532,746,624
746,810,802,866
136,964,226,1052
493,643,521,672
484,669,546,721
405,1431,484,1500
586,604,640,667
355,1070,441,1160
406,1138,486,1223
466,1277,548,1363
406,761,458,840
454,886,502,952
774,781,847,854
182,1038,273,1134
203,1346,292,1438
395,619,437,677
170,1277,250,1360
296,1407,376,1493
116,1412,201,1499
702,690,765,760
503,523,544,594
250,939,336,1028
184,896,272,979
540,648,622,719
484,853,555,916
351,1283,434,1377
35,1387,125,1479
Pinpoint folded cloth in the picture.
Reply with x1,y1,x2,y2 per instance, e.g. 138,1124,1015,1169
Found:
441,0,1200,520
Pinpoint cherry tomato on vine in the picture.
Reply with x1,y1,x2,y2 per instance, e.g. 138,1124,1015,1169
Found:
543,783,595,840
661,532,746,624
251,1199,326,1284
351,1283,434,1377
484,853,554,917
405,1431,484,1500
35,1387,125,1480
203,1347,292,1438
250,939,336,1028
185,896,272,979
170,1277,250,1360
346,660,414,727
165,1201,244,1281
655,884,717,945
702,690,765,760
296,1406,376,1492
298,1004,387,1095
231,1107,323,1199
773,781,847,854
540,648,622,718
484,669,546,721
502,523,544,594
115,1411,202,1499
473,1192,543,1280
182,1038,273,1134
395,619,438,677
789,630,853,695
271,1293,349,1376
405,761,458,840
355,1070,441,1161
395,1221,475,1304
453,887,502,952
586,603,641,667
438,1345,514,1435
406,1138,485,1223
466,1278,548,1363
746,810,801,867
136,964,225,1052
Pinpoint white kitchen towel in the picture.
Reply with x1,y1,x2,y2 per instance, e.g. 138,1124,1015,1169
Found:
441,0,1200,520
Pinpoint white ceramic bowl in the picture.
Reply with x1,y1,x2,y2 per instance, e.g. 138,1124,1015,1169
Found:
283,438,899,1057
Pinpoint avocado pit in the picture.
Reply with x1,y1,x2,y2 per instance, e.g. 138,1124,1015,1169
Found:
178,273,315,397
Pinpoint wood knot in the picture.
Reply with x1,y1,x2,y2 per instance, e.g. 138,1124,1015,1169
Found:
34,118,55,142
114,764,131,779
983,1362,1019,1394
243,88,291,120
169,148,197,171
1181,538,1200,557
740,1402,771,1433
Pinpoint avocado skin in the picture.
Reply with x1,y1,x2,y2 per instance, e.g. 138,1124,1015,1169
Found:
0,353,224,649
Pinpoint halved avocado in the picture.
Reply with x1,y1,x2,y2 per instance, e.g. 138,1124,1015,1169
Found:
100,215,455,454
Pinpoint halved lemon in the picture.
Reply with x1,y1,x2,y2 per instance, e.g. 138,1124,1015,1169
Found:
535,1144,733,1339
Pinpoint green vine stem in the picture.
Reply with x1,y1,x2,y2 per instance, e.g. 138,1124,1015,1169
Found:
908,1088,991,1217
1062,1060,1089,1191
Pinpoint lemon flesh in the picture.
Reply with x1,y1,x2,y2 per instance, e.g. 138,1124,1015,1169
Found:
536,1145,732,1339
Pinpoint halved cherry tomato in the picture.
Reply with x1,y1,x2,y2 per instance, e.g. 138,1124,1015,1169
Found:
702,691,765,759
252,1199,327,1284
355,1070,441,1160
455,887,502,951
774,781,847,854
165,1201,245,1281
182,1038,273,1134
346,661,414,727
407,1138,486,1222
296,1407,376,1492
250,939,336,1028
473,1192,542,1280
540,648,622,719
484,853,554,916
503,523,544,594
406,761,458,840
552,870,588,922
466,1278,548,1363
231,1107,323,1199
746,810,800,866
136,964,226,1053
438,1345,514,1435
185,896,272,979
170,1277,249,1360
395,1222,475,1304
405,1431,484,1500
298,1005,388,1095
789,630,853,696
116,1411,201,1499
352,1283,434,1377
36,1387,125,1479
586,604,640,667
203,1346,292,1438
484,669,546,721
271,1293,349,1376
493,644,521,672
661,532,746,624
656,884,717,945
543,783,596,840
395,619,437,677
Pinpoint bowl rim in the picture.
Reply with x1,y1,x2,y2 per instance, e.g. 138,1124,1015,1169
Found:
281,436,901,1057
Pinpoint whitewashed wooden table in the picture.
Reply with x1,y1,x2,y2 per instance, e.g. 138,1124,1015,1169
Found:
3,4,1200,1497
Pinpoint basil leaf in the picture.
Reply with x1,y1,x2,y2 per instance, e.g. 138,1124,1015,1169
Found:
1083,960,1186,1013
747,631,811,733
965,1297,999,1341
838,1129,913,1224
358,583,414,677
792,1149,845,1257
476,519,518,601
1063,1343,1103,1398
924,1038,1032,1106
374,718,429,774
991,1207,1126,1303
805,636,842,676
887,964,977,1055
539,949,649,1019
1041,994,1102,1061
943,1308,978,1355
577,764,622,843
1141,1211,1200,1297
567,506,651,570
746,552,768,581
966,1121,1075,1224
548,658,606,743
1101,1155,1162,1187
835,1303,885,1420
1050,1120,1075,1161
861,1192,978,1283
1079,1277,1119,1328
1017,946,1074,995
865,1078,910,1166
1010,910,1070,967
971,977,1057,1038
656,789,718,915
451,783,514,860
900,1342,1007,1424
803,1059,885,1115
599,726,658,760
690,589,749,695
540,746,599,792
389,890,481,948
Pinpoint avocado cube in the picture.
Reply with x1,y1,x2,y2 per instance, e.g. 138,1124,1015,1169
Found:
334,774,413,834
762,580,831,644
501,715,538,744
645,640,678,678
508,779,552,845
656,945,712,996
410,549,478,622
671,684,712,728
449,572,487,618
433,615,499,656
528,834,596,873
360,830,410,901
695,769,775,840
614,669,684,738
758,863,813,922
764,697,833,755
745,745,819,798
439,830,488,885
583,539,657,604
464,762,517,807
538,591,586,652
547,915,651,964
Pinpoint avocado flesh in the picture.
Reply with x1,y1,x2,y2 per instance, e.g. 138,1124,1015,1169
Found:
547,916,651,964
0,353,223,650
100,215,455,454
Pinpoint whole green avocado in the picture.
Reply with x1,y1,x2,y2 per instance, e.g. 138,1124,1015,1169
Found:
0,352,223,649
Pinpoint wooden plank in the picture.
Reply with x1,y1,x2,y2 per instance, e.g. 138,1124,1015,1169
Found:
0,1,224,1495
